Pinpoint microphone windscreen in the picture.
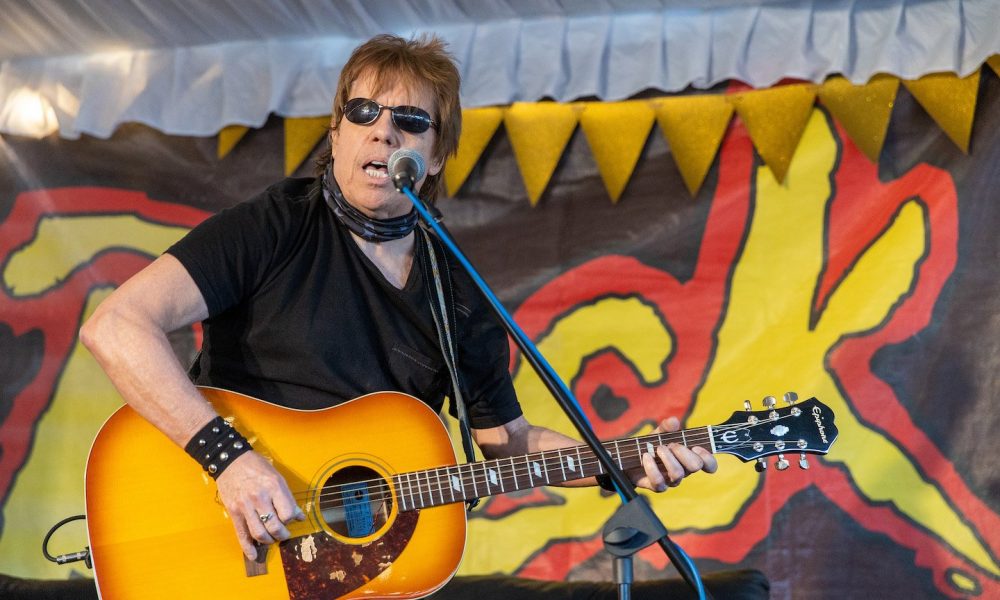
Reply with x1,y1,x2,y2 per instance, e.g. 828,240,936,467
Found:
388,149,427,182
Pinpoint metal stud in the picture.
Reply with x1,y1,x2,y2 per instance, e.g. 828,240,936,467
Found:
233,441,244,450
211,426,220,434
198,439,206,447
208,464,218,474
220,452,229,461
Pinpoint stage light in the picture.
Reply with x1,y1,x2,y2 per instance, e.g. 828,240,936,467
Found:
0,87,59,138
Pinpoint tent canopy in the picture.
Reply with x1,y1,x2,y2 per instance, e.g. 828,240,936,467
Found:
0,0,997,138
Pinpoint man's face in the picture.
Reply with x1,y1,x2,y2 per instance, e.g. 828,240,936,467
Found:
330,73,443,219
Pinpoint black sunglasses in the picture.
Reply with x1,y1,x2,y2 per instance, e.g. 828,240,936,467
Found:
343,98,438,134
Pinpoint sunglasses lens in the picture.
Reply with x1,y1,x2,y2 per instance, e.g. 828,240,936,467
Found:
391,106,432,134
344,99,381,124
343,98,436,133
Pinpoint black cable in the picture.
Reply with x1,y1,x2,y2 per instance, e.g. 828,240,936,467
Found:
42,514,92,568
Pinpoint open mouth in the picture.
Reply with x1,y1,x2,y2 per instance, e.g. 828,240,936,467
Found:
364,160,388,179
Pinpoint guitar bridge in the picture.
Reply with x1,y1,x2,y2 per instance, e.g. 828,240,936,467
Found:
244,542,269,577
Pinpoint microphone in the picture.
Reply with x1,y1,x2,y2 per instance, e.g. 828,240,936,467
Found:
389,149,427,192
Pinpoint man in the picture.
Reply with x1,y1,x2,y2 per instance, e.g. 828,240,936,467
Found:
80,34,717,566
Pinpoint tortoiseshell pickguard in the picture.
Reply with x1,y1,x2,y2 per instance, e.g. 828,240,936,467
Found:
280,510,420,599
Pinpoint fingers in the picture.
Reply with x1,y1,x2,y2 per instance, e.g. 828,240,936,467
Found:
693,446,718,474
216,451,303,559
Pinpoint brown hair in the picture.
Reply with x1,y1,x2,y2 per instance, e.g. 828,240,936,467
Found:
316,34,462,203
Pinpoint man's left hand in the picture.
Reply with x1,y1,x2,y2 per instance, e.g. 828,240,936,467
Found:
629,417,718,492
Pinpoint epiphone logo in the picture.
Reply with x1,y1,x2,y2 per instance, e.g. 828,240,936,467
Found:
812,406,829,444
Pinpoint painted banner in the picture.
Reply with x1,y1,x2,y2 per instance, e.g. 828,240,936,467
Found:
1,76,998,599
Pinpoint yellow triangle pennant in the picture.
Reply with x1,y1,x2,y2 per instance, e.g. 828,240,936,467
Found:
504,102,582,206
818,75,899,162
728,84,817,183
903,71,980,153
651,95,734,196
284,116,331,176
444,107,506,197
987,55,1000,78
579,101,655,203
217,125,250,160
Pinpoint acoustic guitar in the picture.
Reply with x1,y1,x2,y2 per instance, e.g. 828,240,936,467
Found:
85,387,837,599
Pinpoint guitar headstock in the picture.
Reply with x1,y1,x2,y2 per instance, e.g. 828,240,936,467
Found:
712,393,837,471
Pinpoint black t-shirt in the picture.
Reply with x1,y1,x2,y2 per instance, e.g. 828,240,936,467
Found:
166,177,522,429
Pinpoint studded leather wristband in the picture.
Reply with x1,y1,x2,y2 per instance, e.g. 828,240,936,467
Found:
183,416,252,479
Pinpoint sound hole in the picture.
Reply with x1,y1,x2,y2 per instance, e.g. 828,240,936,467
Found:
319,465,393,539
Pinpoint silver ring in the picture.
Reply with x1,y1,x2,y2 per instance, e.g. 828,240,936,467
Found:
259,512,273,524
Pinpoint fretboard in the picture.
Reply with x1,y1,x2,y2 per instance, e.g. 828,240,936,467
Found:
391,426,715,511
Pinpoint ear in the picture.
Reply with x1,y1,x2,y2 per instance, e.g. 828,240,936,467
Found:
427,153,444,177
328,127,339,159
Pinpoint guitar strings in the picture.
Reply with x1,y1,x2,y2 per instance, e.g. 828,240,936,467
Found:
285,417,796,507
286,425,721,504
283,414,806,511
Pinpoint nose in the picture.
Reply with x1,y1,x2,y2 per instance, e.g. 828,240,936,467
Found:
368,108,402,146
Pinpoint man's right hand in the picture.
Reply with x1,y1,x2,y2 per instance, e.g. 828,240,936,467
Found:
215,451,305,560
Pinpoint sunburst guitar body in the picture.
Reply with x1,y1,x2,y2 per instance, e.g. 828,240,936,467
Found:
86,388,465,599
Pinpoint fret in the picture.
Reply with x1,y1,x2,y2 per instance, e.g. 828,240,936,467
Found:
435,469,445,505
407,472,418,509
468,462,479,499
525,455,534,487
558,449,567,482
448,467,458,503
481,462,490,495
509,457,518,490
394,477,404,512
580,446,595,477
613,440,623,469
398,476,408,512
410,472,422,508
707,425,717,453
491,462,504,492
423,470,433,507
681,429,687,447
535,453,549,485
635,438,642,461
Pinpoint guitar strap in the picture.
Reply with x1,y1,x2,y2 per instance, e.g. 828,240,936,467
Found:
419,226,481,510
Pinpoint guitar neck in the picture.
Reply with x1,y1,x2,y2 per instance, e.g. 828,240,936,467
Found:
391,426,714,511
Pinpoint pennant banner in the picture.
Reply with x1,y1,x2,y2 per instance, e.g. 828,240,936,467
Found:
445,107,506,197
728,84,818,183
219,60,998,203
284,116,330,175
652,95,735,196
217,125,250,160
504,102,582,207
818,75,899,162
902,71,981,153
579,101,656,203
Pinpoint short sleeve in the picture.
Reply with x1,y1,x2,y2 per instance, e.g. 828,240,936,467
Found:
165,187,295,317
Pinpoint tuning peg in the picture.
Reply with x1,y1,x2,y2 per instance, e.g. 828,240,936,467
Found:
775,454,790,471
744,400,752,412
783,392,798,404
755,458,767,472
762,395,777,409
799,453,810,470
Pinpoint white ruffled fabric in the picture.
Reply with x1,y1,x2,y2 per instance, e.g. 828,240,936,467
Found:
0,0,997,138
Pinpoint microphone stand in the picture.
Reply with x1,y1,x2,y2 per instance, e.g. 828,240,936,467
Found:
396,178,710,600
